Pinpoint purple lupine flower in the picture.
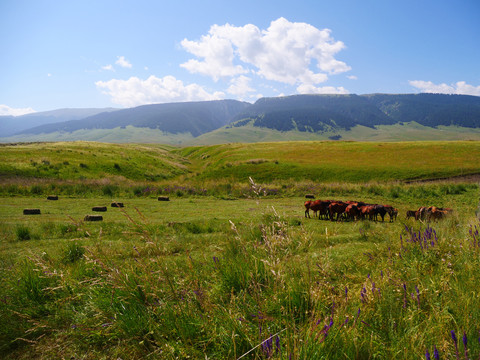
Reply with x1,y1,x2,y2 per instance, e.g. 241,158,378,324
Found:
345,286,348,300
462,332,468,360
433,345,440,360
451,330,458,343
451,330,460,359
275,335,280,355
426,349,431,360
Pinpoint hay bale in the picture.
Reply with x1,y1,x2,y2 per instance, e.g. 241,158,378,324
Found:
47,195,58,200
158,196,170,201
84,215,103,221
92,206,107,212
23,209,41,215
305,194,315,199
111,202,124,208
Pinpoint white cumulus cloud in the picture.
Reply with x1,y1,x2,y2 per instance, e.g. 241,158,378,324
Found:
115,56,132,68
409,80,480,96
296,84,349,95
0,105,36,116
95,75,225,107
102,64,114,71
227,75,256,99
180,17,351,89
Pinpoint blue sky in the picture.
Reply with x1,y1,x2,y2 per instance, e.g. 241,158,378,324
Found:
1,0,479,115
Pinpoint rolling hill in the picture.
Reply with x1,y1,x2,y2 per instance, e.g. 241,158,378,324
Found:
2,94,480,144
0,108,117,137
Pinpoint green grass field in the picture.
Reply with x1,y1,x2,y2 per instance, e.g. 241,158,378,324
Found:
1,141,480,359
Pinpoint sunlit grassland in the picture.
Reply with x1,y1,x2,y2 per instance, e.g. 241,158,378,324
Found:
186,123,480,146
0,141,188,181
177,140,480,182
1,180,480,359
1,141,480,359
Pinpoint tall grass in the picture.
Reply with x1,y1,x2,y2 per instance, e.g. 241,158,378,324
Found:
2,198,480,358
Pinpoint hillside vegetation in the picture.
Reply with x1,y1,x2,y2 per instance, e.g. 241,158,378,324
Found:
177,140,480,182
2,141,480,187
0,142,189,182
3,94,480,145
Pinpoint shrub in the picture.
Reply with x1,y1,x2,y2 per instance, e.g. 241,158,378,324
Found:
62,242,85,263
102,184,118,197
16,225,31,241
30,185,43,195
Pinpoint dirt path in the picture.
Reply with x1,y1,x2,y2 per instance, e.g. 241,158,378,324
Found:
404,173,480,184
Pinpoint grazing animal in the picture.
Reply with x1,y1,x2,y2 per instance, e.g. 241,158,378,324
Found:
416,207,428,220
406,210,417,220
345,204,360,221
373,205,387,222
307,200,331,219
329,201,348,221
384,205,397,222
360,205,376,221
304,200,313,218
427,206,452,221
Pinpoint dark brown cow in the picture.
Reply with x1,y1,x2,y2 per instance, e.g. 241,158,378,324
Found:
406,210,417,220
383,205,397,222
313,200,332,220
373,205,387,222
329,201,348,221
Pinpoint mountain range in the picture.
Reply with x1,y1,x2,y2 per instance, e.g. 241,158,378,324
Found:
2,93,480,144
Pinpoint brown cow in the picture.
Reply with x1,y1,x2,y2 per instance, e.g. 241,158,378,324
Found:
344,204,360,221
416,207,428,220
313,200,332,220
427,206,452,221
329,201,348,221
305,200,331,219
304,200,313,218
406,210,417,220
360,205,376,221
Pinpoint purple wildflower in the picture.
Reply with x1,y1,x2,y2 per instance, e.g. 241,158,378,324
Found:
426,349,431,360
433,345,440,360
451,330,460,359
462,332,468,360
451,330,458,343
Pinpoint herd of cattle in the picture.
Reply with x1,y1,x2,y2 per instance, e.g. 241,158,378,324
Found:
304,199,452,222
405,206,453,221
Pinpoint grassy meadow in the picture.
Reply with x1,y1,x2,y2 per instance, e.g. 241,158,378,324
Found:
1,140,480,359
